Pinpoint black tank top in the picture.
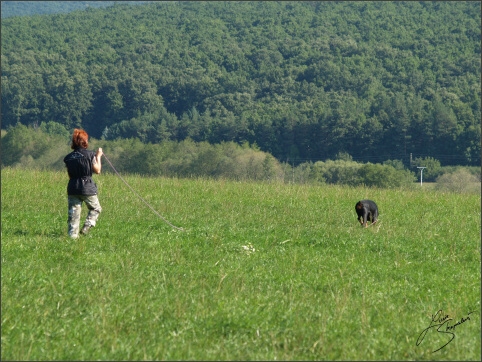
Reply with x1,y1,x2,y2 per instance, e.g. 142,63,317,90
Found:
63,147,98,195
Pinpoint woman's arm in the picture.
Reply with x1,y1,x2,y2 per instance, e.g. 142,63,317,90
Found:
92,148,103,174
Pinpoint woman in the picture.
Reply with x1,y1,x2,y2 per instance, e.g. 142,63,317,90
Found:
63,129,103,238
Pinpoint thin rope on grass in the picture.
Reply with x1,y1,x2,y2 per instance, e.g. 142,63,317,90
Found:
102,153,184,231
367,220,382,232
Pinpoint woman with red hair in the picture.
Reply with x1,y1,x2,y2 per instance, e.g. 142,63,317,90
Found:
63,129,103,238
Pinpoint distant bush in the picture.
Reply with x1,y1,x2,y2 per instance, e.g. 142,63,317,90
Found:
357,163,415,188
435,169,481,194
439,166,481,181
292,159,416,188
383,159,406,170
1,124,284,181
94,137,284,182
39,121,70,139
1,123,69,169
311,159,361,186
2,123,464,190
412,157,443,182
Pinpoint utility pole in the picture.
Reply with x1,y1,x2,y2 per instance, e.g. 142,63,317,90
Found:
417,167,426,186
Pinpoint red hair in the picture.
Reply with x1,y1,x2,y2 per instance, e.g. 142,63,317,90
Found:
71,129,89,149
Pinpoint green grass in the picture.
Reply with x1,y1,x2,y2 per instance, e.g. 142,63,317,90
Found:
2,167,480,360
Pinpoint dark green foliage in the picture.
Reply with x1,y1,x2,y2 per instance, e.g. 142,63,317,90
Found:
98,138,284,182
1,1,480,166
0,1,150,18
412,156,443,182
310,160,362,186
3,124,477,189
2,123,283,180
383,159,405,170
39,121,70,139
299,159,416,188
1,124,50,166
357,163,415,188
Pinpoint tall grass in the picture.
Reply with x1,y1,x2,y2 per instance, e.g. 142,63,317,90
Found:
2,168,480,360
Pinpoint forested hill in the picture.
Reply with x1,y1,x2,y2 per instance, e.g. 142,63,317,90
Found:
0,1,151,18
1,1,480,166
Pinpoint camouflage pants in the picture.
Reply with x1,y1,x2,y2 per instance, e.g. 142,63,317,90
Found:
68,195,102,238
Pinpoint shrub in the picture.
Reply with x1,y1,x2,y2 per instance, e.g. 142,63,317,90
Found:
412,156,443,182
438,166,481,181
357,163,415,188
1,123,62,168
96,138,284,181
292,161,314,184
310,159,362,185
435,169,481,193
383,159,405,170
300,160,415,187
39,121,70,139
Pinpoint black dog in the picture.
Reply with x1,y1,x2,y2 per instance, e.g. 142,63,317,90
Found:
355,200,379,227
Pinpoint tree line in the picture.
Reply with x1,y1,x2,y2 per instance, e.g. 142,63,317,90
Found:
1,1,149,19
1,1,480,166
2,123,480,191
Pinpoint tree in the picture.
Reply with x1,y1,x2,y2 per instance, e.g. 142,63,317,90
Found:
1,1,480,166
412,157,442,182
1,124,50,166
357,163,415,188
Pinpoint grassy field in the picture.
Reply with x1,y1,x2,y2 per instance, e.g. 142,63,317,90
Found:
1,167,480,360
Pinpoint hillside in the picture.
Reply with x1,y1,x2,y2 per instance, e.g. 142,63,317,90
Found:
1,1,480,166
0,1,150,18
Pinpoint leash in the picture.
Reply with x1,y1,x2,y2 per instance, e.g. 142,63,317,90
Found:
367,220,382,232
102,153,184,231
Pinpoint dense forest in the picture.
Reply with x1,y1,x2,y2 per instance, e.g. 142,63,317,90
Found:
1,1,151,19
1,1,481,166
